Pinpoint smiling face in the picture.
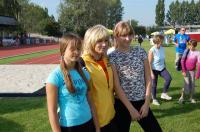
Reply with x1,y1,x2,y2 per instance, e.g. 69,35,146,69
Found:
94,38,109,55
116,34,133,48
113,21,135,49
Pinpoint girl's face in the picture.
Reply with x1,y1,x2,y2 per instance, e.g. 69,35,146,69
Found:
94,39,109,55
189,45,196,51
156,41,162,48
116,34,133,47
63,44,81,63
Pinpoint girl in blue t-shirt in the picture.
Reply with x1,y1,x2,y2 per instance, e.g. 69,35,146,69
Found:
46,33,99,132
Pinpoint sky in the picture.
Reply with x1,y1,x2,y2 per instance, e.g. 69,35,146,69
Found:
30,0,197,26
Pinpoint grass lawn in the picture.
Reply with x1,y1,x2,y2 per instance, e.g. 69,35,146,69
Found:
0,40,200,132
0,49,59,64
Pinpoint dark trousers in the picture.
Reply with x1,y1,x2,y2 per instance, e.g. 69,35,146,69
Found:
101,117,118,132
114,99,162,132
152,68,172,99
60,119,95,132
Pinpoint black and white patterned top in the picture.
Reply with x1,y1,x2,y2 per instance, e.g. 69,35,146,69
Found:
109,46,147,101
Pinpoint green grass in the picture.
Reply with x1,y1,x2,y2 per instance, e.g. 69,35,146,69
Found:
0,49,59,64
0,40,200,131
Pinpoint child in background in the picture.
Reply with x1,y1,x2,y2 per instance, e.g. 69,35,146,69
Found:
179,39,200,104
148,35,172,106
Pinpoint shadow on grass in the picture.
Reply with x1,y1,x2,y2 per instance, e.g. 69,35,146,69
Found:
152,92,200,119
0,117,24,132
0,96,46,115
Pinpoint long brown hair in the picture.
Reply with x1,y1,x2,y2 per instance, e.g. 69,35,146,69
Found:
60,33,89,93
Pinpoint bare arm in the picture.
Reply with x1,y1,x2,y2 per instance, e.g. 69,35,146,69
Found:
87,89,100,132
144,59,152,105
139,59,152,118
111,65,141,121
148,50,155,79
46,83,61,132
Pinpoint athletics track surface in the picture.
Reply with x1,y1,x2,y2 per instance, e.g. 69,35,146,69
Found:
0,44,60,64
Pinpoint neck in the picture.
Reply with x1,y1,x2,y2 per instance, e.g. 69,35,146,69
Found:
65,61,76,70
92,54,102,61
118,44,130,52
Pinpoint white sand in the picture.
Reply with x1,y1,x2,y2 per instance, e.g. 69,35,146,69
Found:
0,64,58,93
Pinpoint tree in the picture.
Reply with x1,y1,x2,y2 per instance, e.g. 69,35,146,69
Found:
129,19,138,27
155,0,165,26
43,16,62,37
166,0,180,26
58,0,123,36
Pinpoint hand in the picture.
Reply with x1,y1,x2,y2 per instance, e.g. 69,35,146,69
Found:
129,108,141,121
182,72,186,77
139,103,149,119
175,43,178,47
95,128,101,132
196,76,199,80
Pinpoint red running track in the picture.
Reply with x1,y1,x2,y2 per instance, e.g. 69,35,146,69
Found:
0,43,59,59
12,53,60,64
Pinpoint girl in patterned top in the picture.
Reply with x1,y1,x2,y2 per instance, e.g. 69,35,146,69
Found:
109,21,162,132
179,39,200,104
82,25,138,132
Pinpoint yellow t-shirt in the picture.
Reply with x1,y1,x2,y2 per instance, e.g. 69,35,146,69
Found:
82,54,115,127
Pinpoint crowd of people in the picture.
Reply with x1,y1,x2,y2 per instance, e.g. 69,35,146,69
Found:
45,21,199,132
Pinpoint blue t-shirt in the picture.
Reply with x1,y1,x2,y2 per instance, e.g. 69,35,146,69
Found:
173,33,190,53
46,66,92,127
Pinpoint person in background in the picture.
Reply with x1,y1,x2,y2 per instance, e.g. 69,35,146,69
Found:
178,39,200,104
109,21,162,132
138,35,143,46
46,33,99,132
173,27,190,71
148,35,172,106
82,24,139,132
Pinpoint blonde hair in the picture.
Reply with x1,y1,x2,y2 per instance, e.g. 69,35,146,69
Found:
83,24,110,56
152,35,164,44
113,21,135,37
60,33,89,93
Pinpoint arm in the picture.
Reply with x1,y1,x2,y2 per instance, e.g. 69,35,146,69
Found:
139,59,152,118
111,65,141,121
181,50,187,76
87,90,100,132
46,83,61,132
148,50,155,79
173,36,178,46
196,53,200,79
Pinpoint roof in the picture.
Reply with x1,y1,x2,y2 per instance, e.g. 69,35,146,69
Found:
0,16,17,26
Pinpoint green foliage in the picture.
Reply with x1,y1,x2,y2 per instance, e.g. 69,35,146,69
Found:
134,26,146,36
129,19,138,27
166,0,200,26
58,0,123,36
146,26,160,35
155,0,165,26
0,0,21,19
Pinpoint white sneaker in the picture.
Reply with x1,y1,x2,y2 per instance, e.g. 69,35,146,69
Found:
178,97,184,104
152,99,160,106
190,98,196,104
161,93,172,100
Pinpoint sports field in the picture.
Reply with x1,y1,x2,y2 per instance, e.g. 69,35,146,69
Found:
0,41,200,131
